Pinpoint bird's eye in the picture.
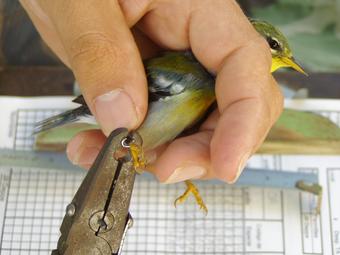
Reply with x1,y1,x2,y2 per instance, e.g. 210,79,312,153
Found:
267,37,281,51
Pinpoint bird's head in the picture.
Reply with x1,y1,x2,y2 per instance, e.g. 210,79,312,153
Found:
251,19,307,75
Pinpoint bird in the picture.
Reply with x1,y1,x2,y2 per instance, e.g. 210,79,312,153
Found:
34,20,306,214
251,20,306,74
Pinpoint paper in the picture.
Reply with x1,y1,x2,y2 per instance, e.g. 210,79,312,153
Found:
0,96,339,254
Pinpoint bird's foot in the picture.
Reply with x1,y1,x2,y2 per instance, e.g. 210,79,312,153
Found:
129,143,146,174
174,180,208,215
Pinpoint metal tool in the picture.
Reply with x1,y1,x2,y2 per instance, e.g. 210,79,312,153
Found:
51,128,142,255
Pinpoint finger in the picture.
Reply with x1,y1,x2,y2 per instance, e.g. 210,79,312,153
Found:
179,1,283,183
148,131,214,183
40,1,151,136
66,129,164,169
155,79,282,185
138,0,191,49
66,130,106,169
148,109,222,183
20,0,157,65
212,72,283,183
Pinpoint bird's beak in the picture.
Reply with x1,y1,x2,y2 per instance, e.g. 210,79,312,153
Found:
280,56,308,76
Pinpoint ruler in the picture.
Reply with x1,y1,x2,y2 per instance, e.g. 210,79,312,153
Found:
0,148,318,190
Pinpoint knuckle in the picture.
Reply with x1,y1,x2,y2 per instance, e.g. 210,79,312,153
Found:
69,32,124,69
68,32,135,86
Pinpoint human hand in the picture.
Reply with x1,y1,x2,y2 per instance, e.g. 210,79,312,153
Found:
21,0,283,183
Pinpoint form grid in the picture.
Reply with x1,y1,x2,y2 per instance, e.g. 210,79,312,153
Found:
0,169,247,255
14,110,65,150
1,109,257,254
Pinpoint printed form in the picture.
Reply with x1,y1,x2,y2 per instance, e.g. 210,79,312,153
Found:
0,96,339,255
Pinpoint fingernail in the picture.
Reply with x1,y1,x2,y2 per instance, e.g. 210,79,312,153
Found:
78,163,93,170
66,135,84,162
164,166,207,184
228,152,251,184
94,89,138,135
71,147,100,166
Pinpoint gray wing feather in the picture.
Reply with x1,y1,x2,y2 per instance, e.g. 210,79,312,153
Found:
33,105,91,134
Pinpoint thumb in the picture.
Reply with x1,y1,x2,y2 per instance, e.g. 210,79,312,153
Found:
48,1,148,135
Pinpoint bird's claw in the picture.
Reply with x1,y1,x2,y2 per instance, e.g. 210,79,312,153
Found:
129,143,146,174
174,180,208,215
128,139,208,214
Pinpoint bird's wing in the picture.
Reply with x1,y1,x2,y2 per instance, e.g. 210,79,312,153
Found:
34,51,213,134
33,105,94,134
145,51,212,102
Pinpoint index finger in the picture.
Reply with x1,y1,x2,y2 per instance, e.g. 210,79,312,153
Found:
188,1,283,182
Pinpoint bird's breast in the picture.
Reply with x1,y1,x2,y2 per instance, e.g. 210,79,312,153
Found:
138,87,215,150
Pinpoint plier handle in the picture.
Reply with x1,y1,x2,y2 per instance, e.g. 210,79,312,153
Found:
52,128,142,255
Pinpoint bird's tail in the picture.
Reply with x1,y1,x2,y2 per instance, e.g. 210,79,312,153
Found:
33,106,92,134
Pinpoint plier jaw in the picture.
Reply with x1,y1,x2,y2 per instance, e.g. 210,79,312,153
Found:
52,128,142,255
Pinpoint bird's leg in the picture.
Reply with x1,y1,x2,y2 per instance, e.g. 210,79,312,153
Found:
174,180,208,215
129,143,146,174
129,144,208,213
128,141,208,213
